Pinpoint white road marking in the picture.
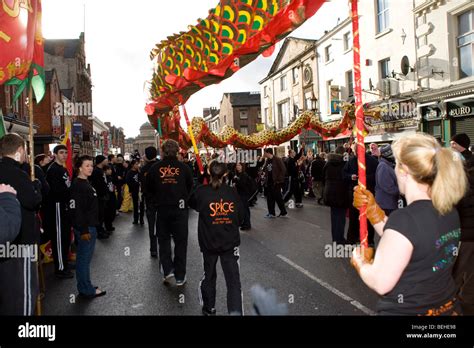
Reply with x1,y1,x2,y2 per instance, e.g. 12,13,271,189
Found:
276,254,376,316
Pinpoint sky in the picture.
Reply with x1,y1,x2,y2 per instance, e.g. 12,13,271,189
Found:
42,0,342,138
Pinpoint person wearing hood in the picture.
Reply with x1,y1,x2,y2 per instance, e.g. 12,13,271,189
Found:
375,144,399,216
322,146,350,244
451,133,474,166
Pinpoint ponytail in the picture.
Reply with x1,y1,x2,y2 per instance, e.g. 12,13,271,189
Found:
209,160,227,190
431,148,467,215
393,133,468,215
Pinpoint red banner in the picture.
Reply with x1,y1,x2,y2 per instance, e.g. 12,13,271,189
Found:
0,0,45,101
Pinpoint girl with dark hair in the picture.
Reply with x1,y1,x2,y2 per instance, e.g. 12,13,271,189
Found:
189,161,244,315
69,155,106,298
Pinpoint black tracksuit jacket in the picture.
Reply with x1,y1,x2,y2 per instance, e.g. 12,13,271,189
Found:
0,157,42,245
189,184,243,254
146,156,193,208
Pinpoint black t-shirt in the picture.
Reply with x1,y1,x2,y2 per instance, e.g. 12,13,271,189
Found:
378,200,461,315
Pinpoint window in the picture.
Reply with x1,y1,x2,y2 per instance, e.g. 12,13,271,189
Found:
264,86,268,97
343,32,352,51
346,70,354,97
380,58,391,79
416,13,426,28
264,107,269,121
325,45,332,62
376,0,390,33
224,115,227,124
292,67,299,84
280,75,287,91
239,109,248,119
258,110,261,119
458,10,474,78
240,126,248,135
277,101,289,128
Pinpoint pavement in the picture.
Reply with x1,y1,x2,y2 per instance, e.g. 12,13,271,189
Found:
41,195,379,316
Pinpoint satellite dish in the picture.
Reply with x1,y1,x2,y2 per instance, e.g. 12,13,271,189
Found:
401,56,410,76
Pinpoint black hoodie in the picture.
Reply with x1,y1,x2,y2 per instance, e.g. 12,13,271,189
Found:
189,184,244,254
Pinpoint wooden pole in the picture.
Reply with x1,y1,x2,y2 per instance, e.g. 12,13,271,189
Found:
28,85,42,316
28,86,35,180
351,0,368,248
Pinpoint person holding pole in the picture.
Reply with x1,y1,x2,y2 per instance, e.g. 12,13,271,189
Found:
351,134,467,315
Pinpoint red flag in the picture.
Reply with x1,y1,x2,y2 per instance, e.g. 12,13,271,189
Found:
0,0,45,102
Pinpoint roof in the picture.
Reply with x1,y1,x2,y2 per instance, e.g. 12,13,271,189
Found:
44,39,81,58
225,92,261,107
260,37,316,84
140,122,155,130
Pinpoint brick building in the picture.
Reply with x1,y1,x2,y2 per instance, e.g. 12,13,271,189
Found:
219,92,261,137
44,32,94,155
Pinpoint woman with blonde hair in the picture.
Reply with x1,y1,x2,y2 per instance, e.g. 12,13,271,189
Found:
351,133,467,315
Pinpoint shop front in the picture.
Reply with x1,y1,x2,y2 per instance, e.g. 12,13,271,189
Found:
364,99,420,145
447,97,474,143
420,103,445,145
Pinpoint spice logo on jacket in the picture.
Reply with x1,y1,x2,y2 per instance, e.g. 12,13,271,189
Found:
209,199,234,225
209,199,235,216
159,165,180,184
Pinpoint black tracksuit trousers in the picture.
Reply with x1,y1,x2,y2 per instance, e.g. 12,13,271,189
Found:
146,202,158,254
199,247,243,315
44,202,71,272
156,207,188,280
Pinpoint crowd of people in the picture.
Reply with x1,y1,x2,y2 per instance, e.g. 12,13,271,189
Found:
0,129,473,316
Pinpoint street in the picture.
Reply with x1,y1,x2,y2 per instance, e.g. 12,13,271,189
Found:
42,197,379,316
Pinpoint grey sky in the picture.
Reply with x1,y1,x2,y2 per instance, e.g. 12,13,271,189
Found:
42,0,341,138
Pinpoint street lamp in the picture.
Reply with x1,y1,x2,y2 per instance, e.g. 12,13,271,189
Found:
311,96,318,111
